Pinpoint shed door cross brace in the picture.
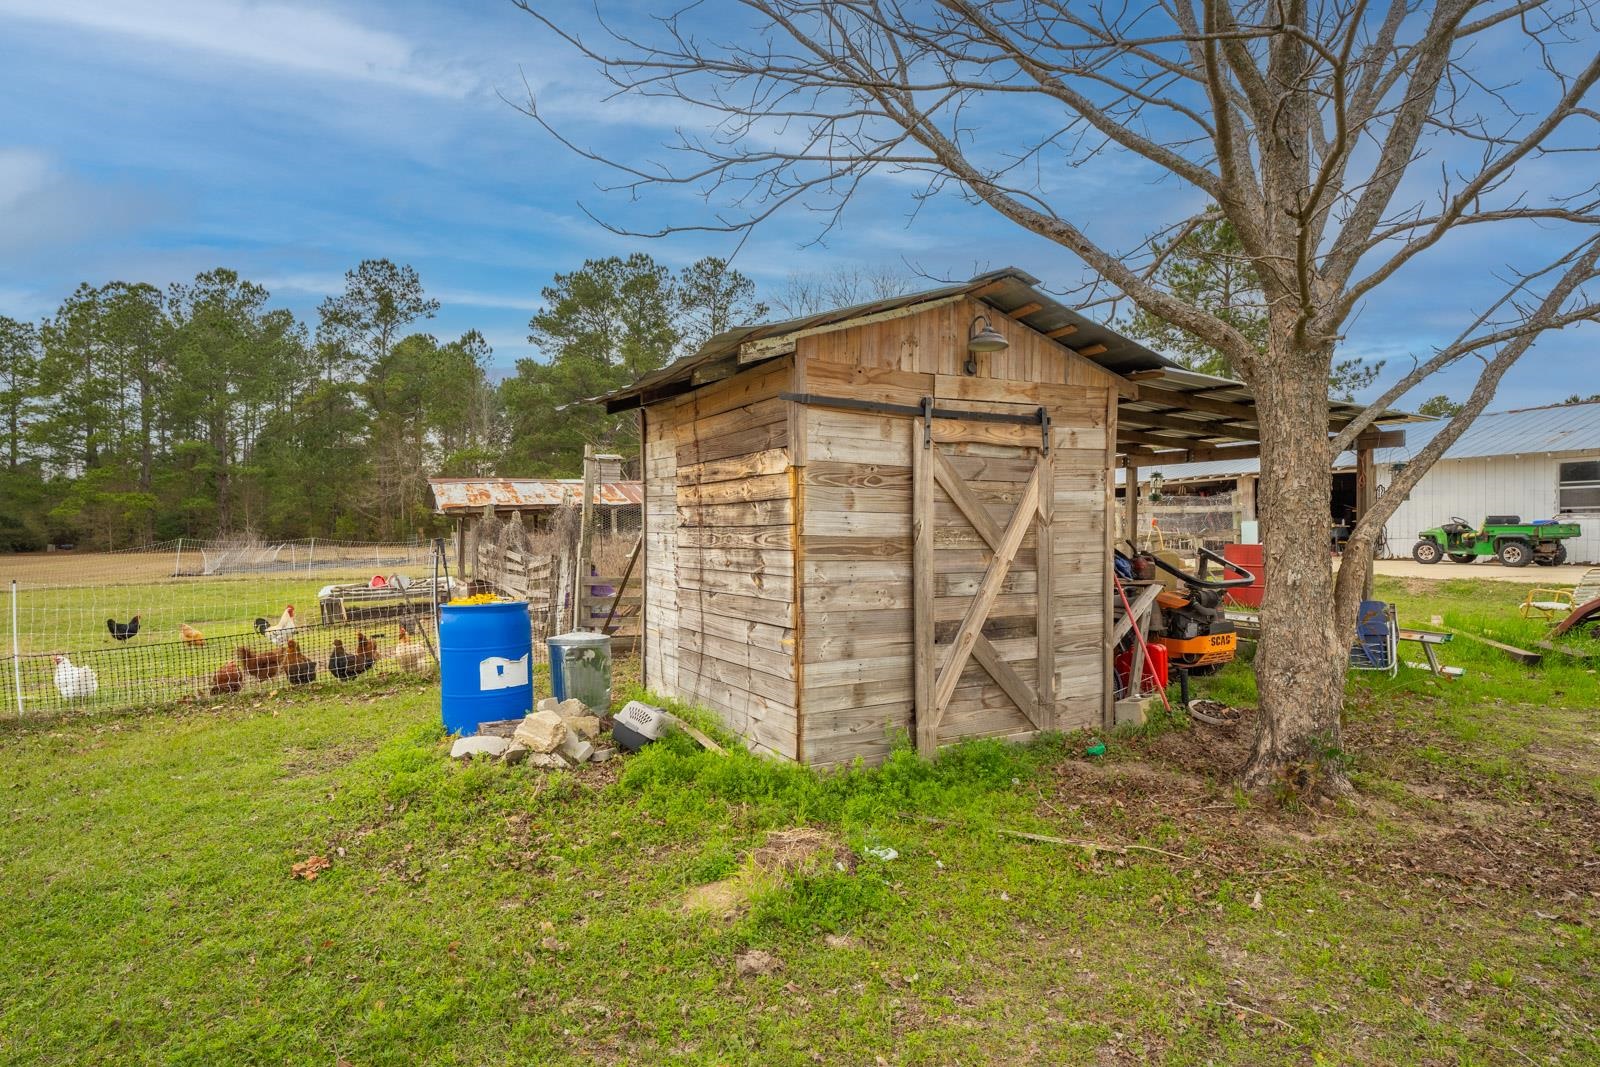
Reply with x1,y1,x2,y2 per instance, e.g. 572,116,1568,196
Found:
912,405,1055,758
781,392,1050,453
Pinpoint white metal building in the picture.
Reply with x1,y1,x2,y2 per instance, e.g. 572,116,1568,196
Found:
1121,400,1600,564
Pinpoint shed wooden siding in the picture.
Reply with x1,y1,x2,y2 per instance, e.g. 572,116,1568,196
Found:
795,297,1117,767
641,298,1120,768
642,358,800,760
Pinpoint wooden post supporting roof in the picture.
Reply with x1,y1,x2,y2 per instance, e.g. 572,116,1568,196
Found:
1356,445,1376,600
1124,461,1139,547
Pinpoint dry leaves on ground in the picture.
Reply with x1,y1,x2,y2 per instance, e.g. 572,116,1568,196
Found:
291,855,331,881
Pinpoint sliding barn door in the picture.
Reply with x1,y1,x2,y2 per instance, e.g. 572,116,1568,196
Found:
911,408,1054,756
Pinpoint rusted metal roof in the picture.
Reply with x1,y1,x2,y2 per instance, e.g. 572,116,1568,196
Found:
601,267,1175,412
429,478,643,514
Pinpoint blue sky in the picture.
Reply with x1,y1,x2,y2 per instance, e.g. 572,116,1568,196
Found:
0,0,1594,410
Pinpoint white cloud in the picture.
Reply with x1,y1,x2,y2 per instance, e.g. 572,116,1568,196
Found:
0,147,164,256
0,0,474,97
0,147,51,214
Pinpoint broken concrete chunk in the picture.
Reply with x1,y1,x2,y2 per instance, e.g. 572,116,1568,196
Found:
526,751,571,770
557,697,589,718
451,735,511,760
499,742,530,765
536,697,561,714
513,710,567,753
560,730,595,764
612,700,669,752
591,747,615,763
561,713,601,740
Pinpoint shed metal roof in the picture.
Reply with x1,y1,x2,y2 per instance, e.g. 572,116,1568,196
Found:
429,478,643,514
597,267,1414,457
601,267,1174,411
1114,400,1600,485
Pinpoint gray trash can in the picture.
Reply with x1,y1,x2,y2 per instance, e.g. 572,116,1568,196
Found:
547,631,612,714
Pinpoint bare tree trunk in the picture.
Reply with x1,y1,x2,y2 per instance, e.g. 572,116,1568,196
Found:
1241,345,1350,795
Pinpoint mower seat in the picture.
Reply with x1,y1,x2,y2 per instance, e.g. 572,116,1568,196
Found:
1440,522,1472,535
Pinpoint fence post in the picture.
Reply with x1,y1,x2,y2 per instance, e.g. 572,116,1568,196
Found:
10,580,23,718
573,444,596,632
173,537,183,576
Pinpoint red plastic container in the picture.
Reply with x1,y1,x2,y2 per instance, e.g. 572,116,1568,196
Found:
1223,542,1266,608
1115,641,1169,695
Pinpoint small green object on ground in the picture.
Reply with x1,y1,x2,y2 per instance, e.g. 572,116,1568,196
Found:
1084,740,1107,757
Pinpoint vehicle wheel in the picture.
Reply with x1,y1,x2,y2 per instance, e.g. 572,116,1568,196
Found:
1412,540,1443,564
1496,540,1532,567
1549,544,1569,566
1446,553,1476,564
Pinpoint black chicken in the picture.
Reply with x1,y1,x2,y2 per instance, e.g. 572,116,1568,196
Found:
328,639,358,681
106,615,141,641
329,634,376,681
253,617,269,635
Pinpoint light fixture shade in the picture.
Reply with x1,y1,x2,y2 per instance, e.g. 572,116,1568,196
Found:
968,319,1010,352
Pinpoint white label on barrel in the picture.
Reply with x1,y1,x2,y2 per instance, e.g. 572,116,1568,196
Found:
478,653,530,692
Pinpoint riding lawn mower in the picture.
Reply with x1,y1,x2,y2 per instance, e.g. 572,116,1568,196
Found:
1116,544,1257,673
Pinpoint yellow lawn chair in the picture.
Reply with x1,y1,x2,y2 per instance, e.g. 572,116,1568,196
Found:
1521,567,1600,620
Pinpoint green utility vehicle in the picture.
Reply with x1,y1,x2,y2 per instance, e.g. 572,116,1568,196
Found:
1411,515,1582,567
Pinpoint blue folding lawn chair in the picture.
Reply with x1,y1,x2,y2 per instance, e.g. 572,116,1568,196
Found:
1350,600,1398,676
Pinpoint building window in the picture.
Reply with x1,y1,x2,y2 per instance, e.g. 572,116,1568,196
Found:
1558,459,1600,513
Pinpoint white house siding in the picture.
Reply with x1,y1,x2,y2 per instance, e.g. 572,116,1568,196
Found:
1377,452,1600,564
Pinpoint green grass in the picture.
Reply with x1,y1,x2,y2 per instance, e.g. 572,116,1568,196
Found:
0,578,1596,1064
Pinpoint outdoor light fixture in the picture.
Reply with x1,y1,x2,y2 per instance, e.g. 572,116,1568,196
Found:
1148,471,1165,502
965,313,1009,374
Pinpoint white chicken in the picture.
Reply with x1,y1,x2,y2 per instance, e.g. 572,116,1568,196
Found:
264,604,296,647
52,654,99,700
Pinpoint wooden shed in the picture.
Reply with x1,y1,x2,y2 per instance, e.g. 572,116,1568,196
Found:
599,268,1178,767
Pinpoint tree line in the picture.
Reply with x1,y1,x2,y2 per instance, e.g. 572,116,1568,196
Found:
1,229,1390,552
0,255,769,551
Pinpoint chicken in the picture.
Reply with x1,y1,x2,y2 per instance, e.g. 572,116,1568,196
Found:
252,617,269,635
264,605,296,647
354,632,379,675
281,639,317,685
210,661,244,695
236,645,282,683
329,633,377,681
106,616,141,642
52,654,99,700
327,639,355,681
179,623,205,648
391,621,427,673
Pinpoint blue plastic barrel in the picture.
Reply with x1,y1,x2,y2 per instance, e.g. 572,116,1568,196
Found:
439,601,533,735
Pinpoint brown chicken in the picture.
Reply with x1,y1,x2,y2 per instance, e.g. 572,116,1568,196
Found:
354,632,379,674
180,623,205,648
236,645,283,682
210,661,244,695
281,639,317,685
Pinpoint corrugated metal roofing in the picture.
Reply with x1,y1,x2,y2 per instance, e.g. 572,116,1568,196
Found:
601,267,1176,411
429,478,643,513
1115,400,1600,484
1372,401,1600,463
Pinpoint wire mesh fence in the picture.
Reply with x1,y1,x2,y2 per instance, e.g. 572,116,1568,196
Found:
3,540,450,718
5,508,645,718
